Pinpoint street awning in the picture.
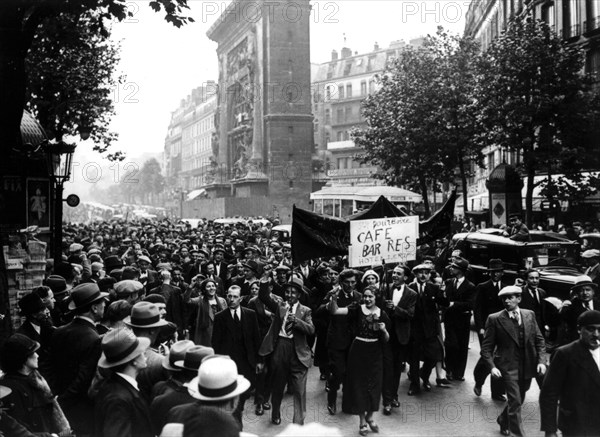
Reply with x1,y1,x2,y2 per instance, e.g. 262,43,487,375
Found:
187,189,207,200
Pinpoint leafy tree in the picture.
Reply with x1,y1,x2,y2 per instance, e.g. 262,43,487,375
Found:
353,28,482,216
0,0,193,152
25,10,122,159
137,158,165,203
474,17,600,224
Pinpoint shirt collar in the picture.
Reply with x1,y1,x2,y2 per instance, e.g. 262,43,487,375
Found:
75,315,96,326
116,372,139,391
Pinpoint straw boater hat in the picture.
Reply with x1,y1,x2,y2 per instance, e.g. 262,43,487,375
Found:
187,355,250,402
98,328,151,368
570,275,598,294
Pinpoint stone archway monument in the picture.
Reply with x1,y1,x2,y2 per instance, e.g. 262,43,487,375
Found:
206,0,313,220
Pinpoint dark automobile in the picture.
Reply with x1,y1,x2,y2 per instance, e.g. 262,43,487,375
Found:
449,230,583,300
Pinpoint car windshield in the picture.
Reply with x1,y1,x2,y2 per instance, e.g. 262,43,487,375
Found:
525,244,579,268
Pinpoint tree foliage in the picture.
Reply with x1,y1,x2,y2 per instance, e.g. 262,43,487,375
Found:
474,17,600,224
353,28,482,216
0,0,193,152
25,10,122,159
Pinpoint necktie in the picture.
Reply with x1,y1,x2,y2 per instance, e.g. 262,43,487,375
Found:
234,311,240,325
511,310,521,325
284,306,294,336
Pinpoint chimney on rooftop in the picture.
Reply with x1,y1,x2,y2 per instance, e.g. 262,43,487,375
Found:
374,42,379,51
331,49,338,61
341,47,352,58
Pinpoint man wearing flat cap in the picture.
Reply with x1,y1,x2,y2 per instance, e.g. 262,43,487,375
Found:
49,282,108,435
137,255,158,290
481,285,546,436
540,310,600,437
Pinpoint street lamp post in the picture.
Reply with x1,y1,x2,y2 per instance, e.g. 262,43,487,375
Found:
45,141,76,267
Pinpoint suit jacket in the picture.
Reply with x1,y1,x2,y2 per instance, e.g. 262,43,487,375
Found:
150,379,195,434
558,297,600,345
49,317,101,405
473,279,508,332
212,307,261,369
258,281,315,368
213,261,229,287
540,339,600,436
139,269,159,289
444,277,477,323
411,282,449,341
382,283,417,345
520,286,548,331
94,373,154,437
481,308,546,380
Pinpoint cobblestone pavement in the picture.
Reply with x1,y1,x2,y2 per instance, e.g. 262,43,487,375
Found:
242,330,544,436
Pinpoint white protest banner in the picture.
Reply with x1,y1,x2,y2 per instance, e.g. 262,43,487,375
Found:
348,216,419,267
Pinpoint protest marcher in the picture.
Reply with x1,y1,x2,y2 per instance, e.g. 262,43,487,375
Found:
328,285,390,436
184,277,227,346
540,310,600,437
481,285,546,436
16,292,54,379
258,276,315,425
558,275,600,346
309,264,333,383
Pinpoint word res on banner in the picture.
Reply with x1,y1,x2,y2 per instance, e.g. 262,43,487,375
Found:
348,216,419,267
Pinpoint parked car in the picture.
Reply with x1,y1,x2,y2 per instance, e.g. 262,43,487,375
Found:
449,230,583,300
272,224,291,242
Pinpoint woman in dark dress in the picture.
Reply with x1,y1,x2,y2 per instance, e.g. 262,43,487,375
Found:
328,285,390,435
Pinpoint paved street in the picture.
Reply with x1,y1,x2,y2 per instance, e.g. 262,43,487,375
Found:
242,329,544,436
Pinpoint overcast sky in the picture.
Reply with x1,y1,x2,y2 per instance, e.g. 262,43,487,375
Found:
75,0,468,169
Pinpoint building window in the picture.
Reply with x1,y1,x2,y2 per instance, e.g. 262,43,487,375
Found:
338,85,344,99
337,157,345,168
337,131,344,141
586,47,600,82
542,4,555,29
337,108,344,123
344,62,352,76
325,109,331,124
344,106,352,122
326,86,332,101
346,84,352,98
369,79,375,94
361,81,367,96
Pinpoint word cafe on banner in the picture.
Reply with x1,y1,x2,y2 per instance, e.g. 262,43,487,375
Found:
348,216,419,267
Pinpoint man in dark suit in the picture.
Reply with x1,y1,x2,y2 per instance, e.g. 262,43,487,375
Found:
324,269,362,414
212,245,230,285
295,260,315,290
473,259,508,400
540,310,600,437
444,257,477,382
381,265,417,414
212,285,261,422
581,249,600,286
481,285,546,436
94,328,154,437
558,275,600,346
49,283,108,436
408,264,449,395
258,276,314,425
520,268,548,335
137,255,159,290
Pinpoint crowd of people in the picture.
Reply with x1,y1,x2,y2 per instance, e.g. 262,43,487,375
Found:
1,215,599,437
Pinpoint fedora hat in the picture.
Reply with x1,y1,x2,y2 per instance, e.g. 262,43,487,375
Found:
68,283,109,311
44,275,68,296
488,259,504,271
285,277,304,294
18,293,46,316
163,340,195,371
98,328,151,368
498,285,522,297
450,257,470,271
174,345,215,371
570,275,598,293
187,355,250,402
124,301,169,329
